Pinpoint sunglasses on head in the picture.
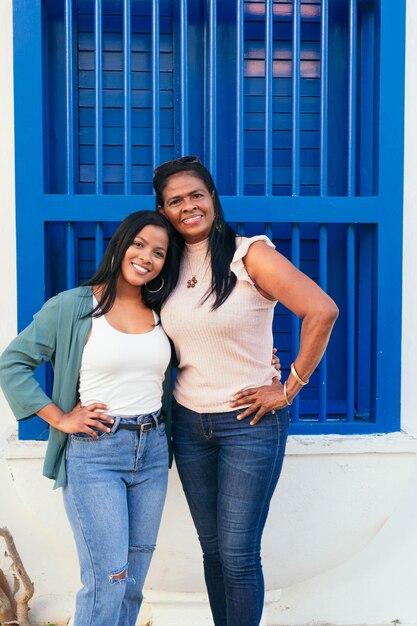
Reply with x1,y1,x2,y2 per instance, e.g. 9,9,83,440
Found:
153,155,201,175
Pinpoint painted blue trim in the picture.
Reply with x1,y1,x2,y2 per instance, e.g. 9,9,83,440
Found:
318,224,328,421
265,0,273,196
320,0,328,196
346,224,355,421
95,222,104,270
12,0,406,439
236,0,244,196
206,0,217,179
292,0,300,196
66,222,75,289
123,0,132,194
152,0,161,169
291,223,300,423
348,0,357,196
94,0,103,194
64,0,75,194
178,0,189,155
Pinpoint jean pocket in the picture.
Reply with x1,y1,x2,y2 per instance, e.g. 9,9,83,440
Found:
70,429,110,442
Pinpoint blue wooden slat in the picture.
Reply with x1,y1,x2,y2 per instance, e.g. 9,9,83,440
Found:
65,0,75,194
348,0,357,196
291,223,300,422
66,222,76,289
356,225,372,420
152,0,161,168
207,0,217,178
358,2,374,196
95,222,104,270
95,0,103,193
346,224,355,421
292,0,301,196
179,0,189,154
236,0,244,195
265,0,273,196
123,0,132,194
318,223,327,421
320,0,328,197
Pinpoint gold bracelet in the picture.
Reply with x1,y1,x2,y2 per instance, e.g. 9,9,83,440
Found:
283,380,292,406
291,362,309,386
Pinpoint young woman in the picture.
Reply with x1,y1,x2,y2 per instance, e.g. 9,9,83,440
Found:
0,211,181,626
153,157,339,626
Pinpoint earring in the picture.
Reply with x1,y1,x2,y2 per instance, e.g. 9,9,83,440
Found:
214,214,222,232
145,277,165,293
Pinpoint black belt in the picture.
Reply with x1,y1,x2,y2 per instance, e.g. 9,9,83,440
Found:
117,413,164,432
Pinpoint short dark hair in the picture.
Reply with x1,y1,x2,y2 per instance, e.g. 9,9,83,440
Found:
153,158,237,309
84,210,181,315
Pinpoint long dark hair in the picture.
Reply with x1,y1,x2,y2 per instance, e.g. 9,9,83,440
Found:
84,211,181,316
153,158,237,309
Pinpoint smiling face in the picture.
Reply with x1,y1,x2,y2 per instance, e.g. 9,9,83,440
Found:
119,224,169,291
157,172,215,244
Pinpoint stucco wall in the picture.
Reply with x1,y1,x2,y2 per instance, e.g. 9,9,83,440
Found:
1,2,417,625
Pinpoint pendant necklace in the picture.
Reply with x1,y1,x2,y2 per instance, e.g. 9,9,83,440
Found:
186,251,208,288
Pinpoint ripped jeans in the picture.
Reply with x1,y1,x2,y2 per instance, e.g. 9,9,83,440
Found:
63,411,168,626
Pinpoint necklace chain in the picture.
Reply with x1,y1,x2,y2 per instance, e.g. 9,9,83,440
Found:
186,251,207,288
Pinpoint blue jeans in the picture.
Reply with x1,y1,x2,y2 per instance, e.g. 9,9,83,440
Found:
172,402,289,626
63,411,168,626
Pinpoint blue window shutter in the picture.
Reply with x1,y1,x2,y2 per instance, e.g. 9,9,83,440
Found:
13,0,405,439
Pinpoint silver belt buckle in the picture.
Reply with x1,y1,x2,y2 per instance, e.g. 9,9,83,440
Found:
141,422,153,432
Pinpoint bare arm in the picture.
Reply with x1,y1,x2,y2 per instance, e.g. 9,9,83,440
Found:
230,241,339,423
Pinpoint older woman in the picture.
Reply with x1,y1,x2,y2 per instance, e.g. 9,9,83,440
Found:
153,156,338,626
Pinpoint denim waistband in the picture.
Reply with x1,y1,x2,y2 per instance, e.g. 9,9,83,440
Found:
108,409,163,434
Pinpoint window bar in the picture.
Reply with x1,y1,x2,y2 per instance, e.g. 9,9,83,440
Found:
346,224,356,421
236,0,244,195
152,0,161,169
179,0,189,155
265,0,273,196
123,0,132,194
347,0,357,196
206,0,217,178
292,0,301,196
65,0,74,194
318,224,328,421
94,0,103,193
66,222,75,289
95,222,104,270
264,222,273,241
320,0,329,196
291,223,301,422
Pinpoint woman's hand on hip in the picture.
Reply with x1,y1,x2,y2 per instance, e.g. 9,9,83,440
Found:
229,380,287,425
58,402,114,437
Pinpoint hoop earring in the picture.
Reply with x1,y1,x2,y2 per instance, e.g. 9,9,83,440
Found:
145,277,165,293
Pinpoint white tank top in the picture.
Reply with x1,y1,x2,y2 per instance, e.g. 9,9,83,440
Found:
79,303,171,416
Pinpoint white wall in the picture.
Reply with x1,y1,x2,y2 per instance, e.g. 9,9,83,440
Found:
1,2,417,625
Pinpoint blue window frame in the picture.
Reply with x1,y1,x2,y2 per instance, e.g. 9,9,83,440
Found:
13,0,405,439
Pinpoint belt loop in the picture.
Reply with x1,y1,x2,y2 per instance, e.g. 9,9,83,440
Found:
111,416,121,434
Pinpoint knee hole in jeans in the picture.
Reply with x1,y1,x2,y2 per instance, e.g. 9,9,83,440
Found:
108,562,136,585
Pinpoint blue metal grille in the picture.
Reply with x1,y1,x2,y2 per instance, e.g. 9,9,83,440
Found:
13,0,405,439
46,0,378,197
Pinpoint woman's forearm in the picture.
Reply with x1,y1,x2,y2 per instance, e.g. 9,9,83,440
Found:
285,303,339,401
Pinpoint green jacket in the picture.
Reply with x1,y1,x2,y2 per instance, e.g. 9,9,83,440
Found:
0,286,173,489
